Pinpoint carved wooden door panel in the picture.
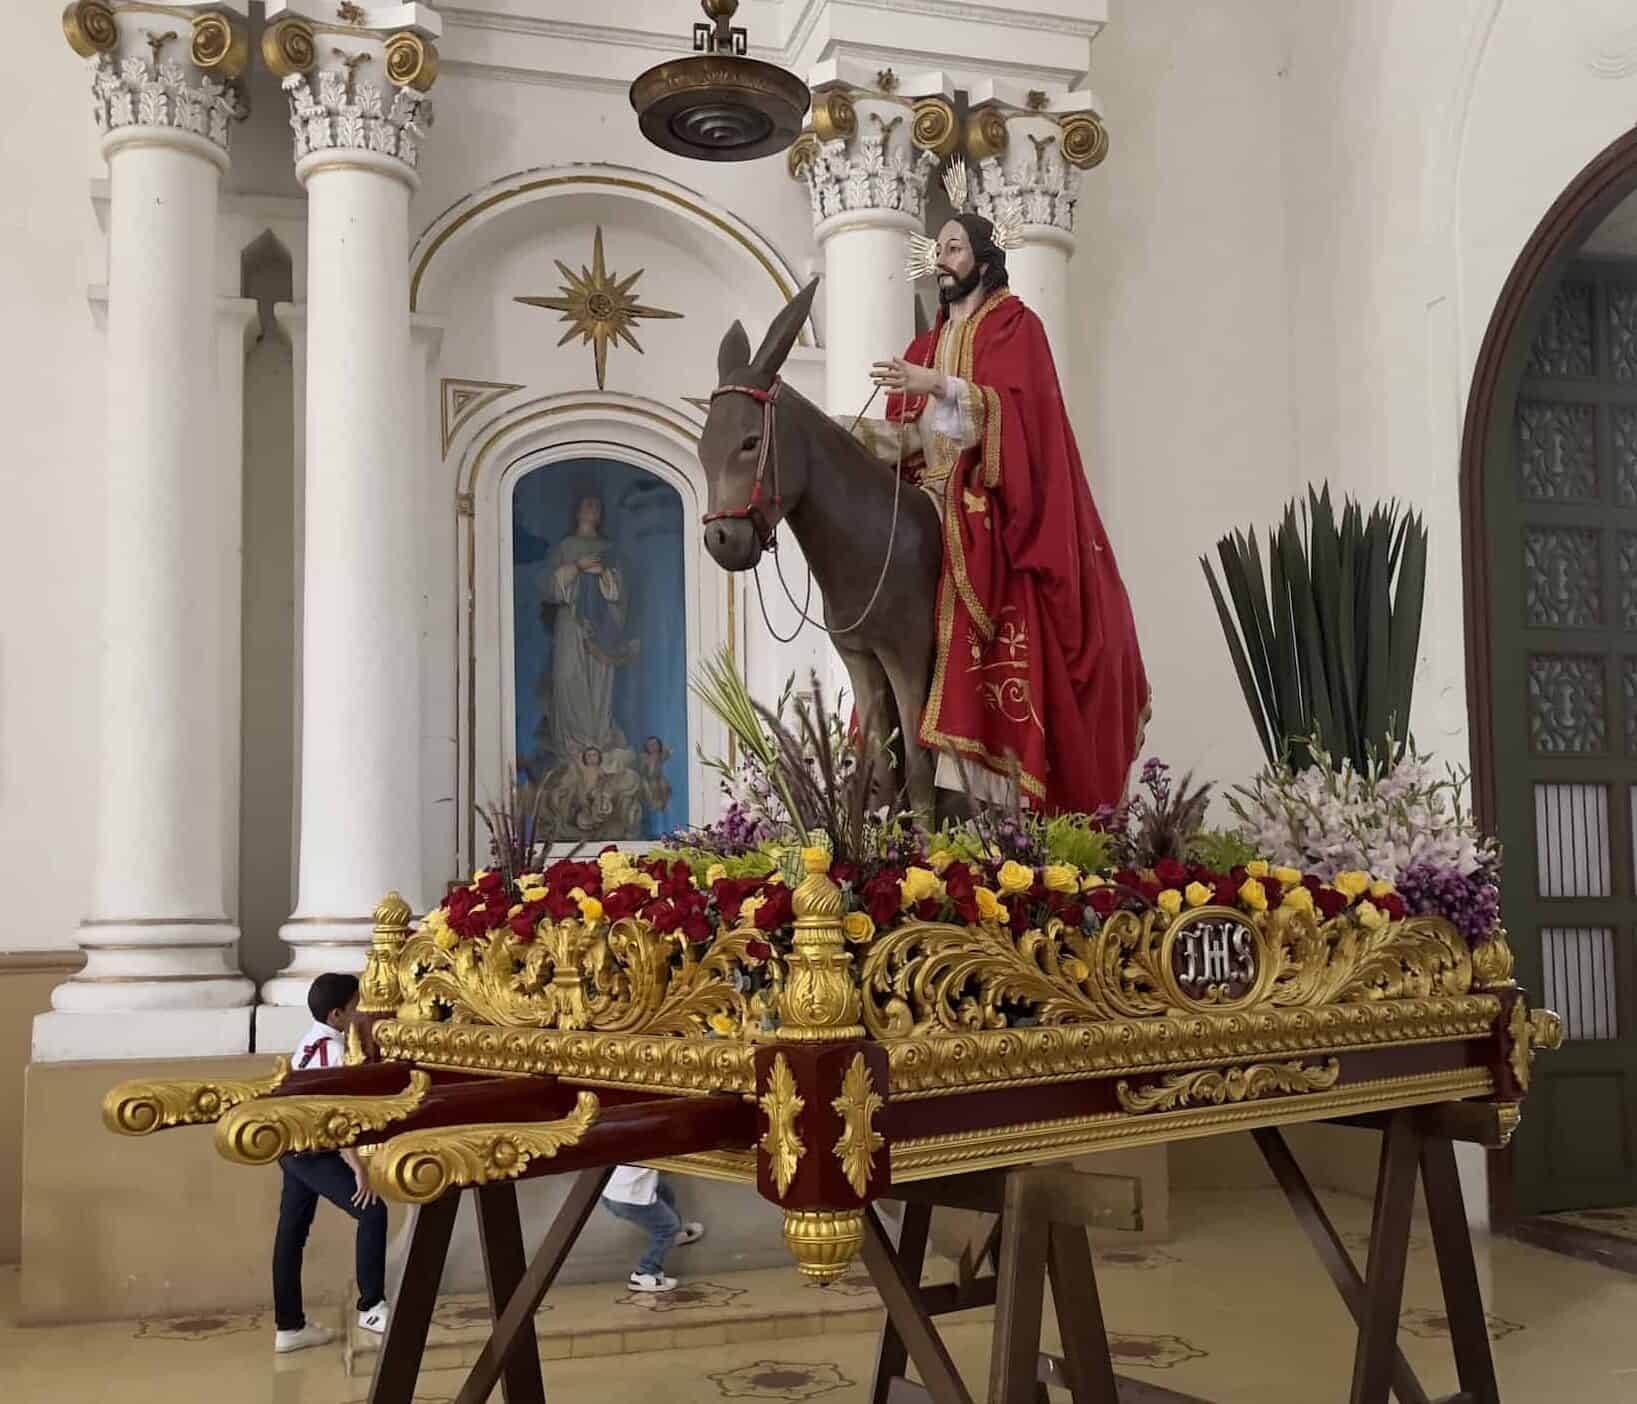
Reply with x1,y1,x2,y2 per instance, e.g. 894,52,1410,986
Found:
1490,259,1637,1212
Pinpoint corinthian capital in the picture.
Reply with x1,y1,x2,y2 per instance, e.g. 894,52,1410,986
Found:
787,64,960,231
261,1,441,181
64,2,250,160
963,84,1109,237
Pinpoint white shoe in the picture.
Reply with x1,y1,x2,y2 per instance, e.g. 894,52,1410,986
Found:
357,1302,390,1334
628,1271,677,1293
274,1323,335,1354
675,1221,706,1247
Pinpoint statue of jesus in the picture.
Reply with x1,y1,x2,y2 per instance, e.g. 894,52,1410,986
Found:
851,211,1149,812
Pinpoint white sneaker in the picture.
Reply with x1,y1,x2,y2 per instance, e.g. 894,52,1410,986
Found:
274,1323,335,1354
675,1221,706,1247
628,1271,677,1293
357,1302,390,1334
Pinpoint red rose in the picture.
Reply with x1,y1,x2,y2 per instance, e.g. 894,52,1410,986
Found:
602,883,646,922
944,862,976,899
544,889,579,922
1257,876,1282,905
1230,865,1248,886
831,862,858,886
745,937,772,963
508,912,535,939
681,912,712,944
1154,858,1188,889
1061,901,1085,928
1378,892,1406,920
477,869,506,895
754,885,794,932
643,898,680,932
914,897,942,921
864,869,905,926
1313,887,1348,920
1114,868,1144,890
1211,878,1238,907
711,878,755,927
1302,875,1324,893
1087,886,1119,917
1136,879,1163,905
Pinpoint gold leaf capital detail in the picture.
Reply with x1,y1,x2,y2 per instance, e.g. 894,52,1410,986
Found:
831,1053,884,1197
1115,1058,1341,1115
759,1053,805,1199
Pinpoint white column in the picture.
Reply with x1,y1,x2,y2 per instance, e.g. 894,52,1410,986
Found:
966,86,1110,384
37,4,254,1061
259,5,441,1035
789,73,956,702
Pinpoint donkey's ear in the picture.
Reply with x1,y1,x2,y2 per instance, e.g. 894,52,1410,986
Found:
718,321,752,383
750,277,820,379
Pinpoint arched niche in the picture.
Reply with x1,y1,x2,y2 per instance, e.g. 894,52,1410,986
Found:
456,393,734,871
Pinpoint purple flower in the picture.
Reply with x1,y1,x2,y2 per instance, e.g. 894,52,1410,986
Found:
1396,863,1501,946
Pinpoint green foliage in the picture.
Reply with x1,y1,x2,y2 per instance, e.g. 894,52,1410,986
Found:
649,845,778,887
1188,827,1259,874
1042,813,1116,873
1200,484,1427,773
690,648,805,832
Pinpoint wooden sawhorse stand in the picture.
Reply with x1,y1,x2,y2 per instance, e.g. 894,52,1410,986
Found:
864,1106,1507,1404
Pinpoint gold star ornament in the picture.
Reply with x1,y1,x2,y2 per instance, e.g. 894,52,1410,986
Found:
514,227,683,391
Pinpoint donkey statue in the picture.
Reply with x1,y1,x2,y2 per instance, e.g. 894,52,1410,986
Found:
699,278,950,818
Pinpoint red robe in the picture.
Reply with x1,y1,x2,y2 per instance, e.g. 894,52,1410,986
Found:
888,290,1149,813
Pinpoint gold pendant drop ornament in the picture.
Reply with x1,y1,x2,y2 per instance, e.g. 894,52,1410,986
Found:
630,0,810,162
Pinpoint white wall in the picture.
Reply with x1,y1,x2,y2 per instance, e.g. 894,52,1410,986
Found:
0,27,106,951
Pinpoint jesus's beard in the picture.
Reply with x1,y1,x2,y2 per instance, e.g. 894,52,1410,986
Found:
937,265,984,306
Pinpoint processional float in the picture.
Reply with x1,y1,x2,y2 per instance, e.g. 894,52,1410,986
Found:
105,863,1560,1404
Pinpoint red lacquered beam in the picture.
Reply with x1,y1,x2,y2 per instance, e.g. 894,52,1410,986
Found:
369,1091,755,1204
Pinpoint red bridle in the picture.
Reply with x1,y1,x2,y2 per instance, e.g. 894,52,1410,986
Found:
701,377,784,550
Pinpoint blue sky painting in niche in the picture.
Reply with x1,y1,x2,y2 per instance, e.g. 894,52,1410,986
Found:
512,457,687,843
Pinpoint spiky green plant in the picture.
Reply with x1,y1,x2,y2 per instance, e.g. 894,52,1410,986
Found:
690,648,805,837
1201,484,1427,772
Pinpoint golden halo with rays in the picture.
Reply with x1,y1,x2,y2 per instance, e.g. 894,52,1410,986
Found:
514,227,683,391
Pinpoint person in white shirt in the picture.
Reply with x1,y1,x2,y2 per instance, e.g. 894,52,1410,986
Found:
271,973,391,1353
601,1165,706,1292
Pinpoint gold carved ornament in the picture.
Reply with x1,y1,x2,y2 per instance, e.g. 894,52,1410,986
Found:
912,97,960,158
783,1209,864,1284
1507,998,1565,1093
62,1,116,57
1115,1057,1341,1115
759,1053,805,1199
383,30,438,92
189,11,249,80
831,1053,884,1197
102,1058,290,1136
260,17,315,79
778,850,864,1041
1471,929,1516,990
858,906,1473,1038
1059,112,1109,171
369,1092,600,1204
810,89,856,144
395,913,762,1038
964,105,1009,163
359,889,412,1015
213,1071,431,1166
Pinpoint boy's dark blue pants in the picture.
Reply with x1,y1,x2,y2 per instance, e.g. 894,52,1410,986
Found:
273,1150,387,1331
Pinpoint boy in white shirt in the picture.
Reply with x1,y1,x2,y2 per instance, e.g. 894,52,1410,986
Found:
272,973,391,1353
601,1166,706,1292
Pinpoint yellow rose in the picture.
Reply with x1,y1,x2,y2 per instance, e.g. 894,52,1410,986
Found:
1272,866,1303,886
1042,864,1080,895
569,886,586,902
1238,878,1269,912
708,1012,737,1036
1157,889,1183,918
578,896,605,924
975,887,1005,922
1184,881,1212,909
997,860,1035,895
706,863,726,886
507,903,523,919
521,885,547,903
927,847,956,874
1356,900,1386,929
1081,873,1107,891
1282,886,1315,915
1369,878,1395,899
597,849,627,872
801,845,830,870
843,911,876,944
1245,860,1269,878
433,925,459,951
765,871,786,886
634,872,660,896
899,866,943,908
473,868,491,881
516,872,542,889
1333,870,1371,900
1064,957,1090,981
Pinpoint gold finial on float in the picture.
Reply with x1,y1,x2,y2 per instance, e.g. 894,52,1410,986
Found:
783,1208,865,1283
779,847,863,1042
359,889,413,1015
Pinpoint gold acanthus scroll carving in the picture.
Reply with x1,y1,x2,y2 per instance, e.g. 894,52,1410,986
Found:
859,909,1473,1037
759,1053,805,1198
832,1053,884,1197
213,1071,431,1165
369,1092,600,1204
102,1057,291,1135
1114,1058,1342,1115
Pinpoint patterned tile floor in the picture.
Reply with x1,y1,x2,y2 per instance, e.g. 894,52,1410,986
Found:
3,1188,1635,1404
1540,1204,1637,1244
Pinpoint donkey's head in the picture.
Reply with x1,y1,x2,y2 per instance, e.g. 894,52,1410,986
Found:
700,278,820,571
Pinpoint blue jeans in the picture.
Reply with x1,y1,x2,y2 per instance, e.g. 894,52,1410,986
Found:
273,1151,387,1331
601,1179,680,1276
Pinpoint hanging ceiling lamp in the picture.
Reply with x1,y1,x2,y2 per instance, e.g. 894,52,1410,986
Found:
630,0,810,162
